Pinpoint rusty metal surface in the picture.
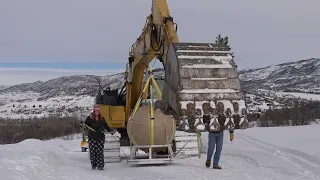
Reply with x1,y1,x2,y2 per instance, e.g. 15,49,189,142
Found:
162,42,249,133
179,68,239,79
177,92,243,101
180,78,241,90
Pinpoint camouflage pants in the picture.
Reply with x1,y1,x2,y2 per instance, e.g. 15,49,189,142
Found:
89,138,105,168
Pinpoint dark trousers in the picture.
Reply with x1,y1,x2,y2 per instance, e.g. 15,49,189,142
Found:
88,138,105,168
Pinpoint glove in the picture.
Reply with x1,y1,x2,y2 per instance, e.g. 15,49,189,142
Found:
230,132,234,141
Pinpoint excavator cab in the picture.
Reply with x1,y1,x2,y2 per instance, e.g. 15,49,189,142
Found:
95,85,130,146
95,83,126,127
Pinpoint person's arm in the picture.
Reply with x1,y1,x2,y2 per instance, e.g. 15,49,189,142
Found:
101,117,114,132
83,116,91,130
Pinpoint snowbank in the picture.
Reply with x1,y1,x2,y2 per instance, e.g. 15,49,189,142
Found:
0,124,320,180
235,124,320,158
276,92,320,101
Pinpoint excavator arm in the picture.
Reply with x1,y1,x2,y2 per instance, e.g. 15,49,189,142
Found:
125,0,178,118
125,0,249,133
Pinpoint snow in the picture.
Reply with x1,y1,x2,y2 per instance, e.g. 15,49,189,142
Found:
176,50,230,53
210,100,216,109
0,92,94,119
178,54,233,64
195,101,208,115
0,73,126,119
194,101,204,110
180,88,239,93
0,85,7,90
1,124,320,179
182,64,233,68
195,123,205,131
217,100,234,114
239,58,320,83
179,101,193,110
190,77,228,80
235,100,246,112
276,92,320,101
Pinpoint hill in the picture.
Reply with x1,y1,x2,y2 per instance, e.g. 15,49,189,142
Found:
240,58,320,94
1,58,320,119
239,58,320,112
0,85,7,90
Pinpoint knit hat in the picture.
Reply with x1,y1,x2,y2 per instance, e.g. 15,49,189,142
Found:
93,105,100,112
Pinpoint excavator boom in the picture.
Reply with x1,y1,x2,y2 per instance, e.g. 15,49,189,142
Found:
125,0,179,120
126,0,248,133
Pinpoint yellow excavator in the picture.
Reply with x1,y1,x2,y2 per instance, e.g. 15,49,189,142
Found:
81,0,249,162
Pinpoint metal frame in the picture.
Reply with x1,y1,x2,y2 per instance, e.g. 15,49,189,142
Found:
125,61,176,165
127,144,174,164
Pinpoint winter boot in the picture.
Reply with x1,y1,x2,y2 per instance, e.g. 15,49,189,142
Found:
212,164,221,169
98,167,104,170
205,160,211,168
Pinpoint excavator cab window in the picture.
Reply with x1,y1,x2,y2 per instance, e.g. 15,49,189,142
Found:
102,87,118,105
96,87,126,106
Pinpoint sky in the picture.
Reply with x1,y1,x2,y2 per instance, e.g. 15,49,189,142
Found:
1,0,320,85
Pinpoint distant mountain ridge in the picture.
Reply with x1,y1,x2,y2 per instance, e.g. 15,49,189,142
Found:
0,74,126,99
0,85,7,90
239,58,320,94
1,58,320,119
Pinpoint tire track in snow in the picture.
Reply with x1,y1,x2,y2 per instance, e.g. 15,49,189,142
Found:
57,144,182,180
239,134,320,180
1,150,60,180
223,150,285,180
241,135,320,168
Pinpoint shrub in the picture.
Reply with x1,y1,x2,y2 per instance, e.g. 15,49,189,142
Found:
0,115,82,144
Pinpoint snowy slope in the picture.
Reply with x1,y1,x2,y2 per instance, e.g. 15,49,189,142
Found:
0,85,7,90
1,58,320,118
0,74,126,119
240,58,320,93
0,93,95,119
1,124,320,180
0,70,161,119
239,58,320,112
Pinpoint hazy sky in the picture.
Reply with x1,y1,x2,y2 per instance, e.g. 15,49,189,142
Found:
1,0,320,85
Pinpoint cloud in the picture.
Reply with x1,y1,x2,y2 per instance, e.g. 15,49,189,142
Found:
0,67,125,86
0,0,320,69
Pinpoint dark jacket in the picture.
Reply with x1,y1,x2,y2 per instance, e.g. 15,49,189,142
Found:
84,115,113,140
217,116,234,133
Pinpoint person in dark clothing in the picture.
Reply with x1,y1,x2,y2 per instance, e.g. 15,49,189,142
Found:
83,105,115,170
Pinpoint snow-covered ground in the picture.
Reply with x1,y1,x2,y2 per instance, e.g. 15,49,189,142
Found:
0,92,94,119
1,124,320,180
276,92,320,101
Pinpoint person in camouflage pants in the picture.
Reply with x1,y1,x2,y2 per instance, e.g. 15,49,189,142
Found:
84,105,115,170
88,138,105,169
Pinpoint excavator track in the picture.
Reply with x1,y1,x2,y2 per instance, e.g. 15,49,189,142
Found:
163,42,249,133
103,132,121,163
173,131,199,158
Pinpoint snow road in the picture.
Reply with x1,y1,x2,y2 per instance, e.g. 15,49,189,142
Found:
1,124,320,180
